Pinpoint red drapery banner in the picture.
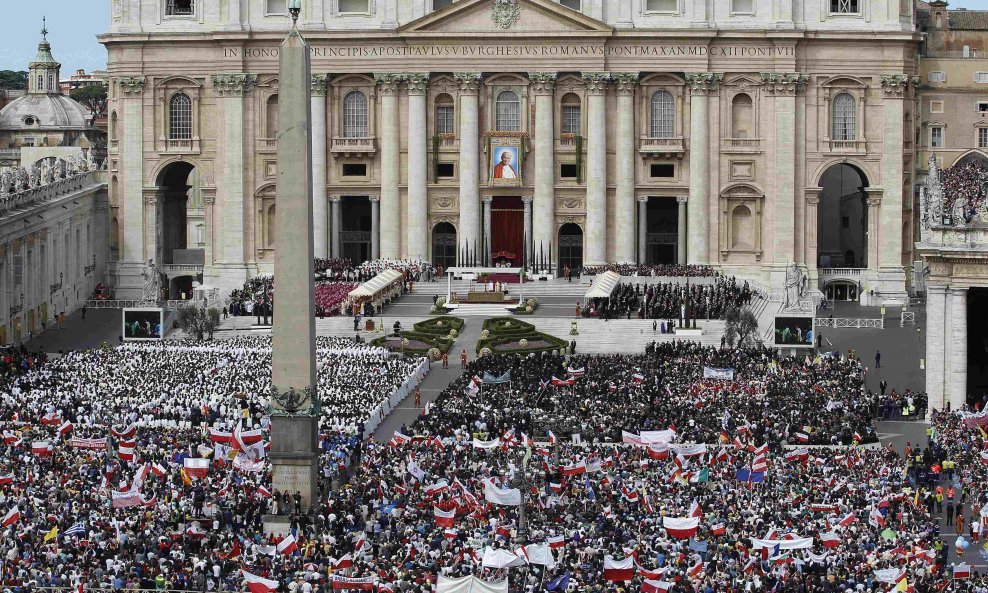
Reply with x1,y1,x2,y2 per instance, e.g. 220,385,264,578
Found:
491,196,524,264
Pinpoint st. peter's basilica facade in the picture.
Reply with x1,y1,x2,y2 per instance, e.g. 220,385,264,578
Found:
101,0,919,300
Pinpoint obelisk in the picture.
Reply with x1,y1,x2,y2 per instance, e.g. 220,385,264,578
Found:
266,0,319,532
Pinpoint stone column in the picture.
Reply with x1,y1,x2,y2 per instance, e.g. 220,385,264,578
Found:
369,195,380,261
613,73,638,264
406,73,429,261
211,73,257,278
375,73,402,260
925,284,947,415
761,73,808,275
685,73,721,265
330,195,342,258
529,72,556,268
805,190,821,282
455,73,482,260
269,24,318,515
866,192,882,272
482,196,493,266
118,77,146,265
677,196,688,265
637,196,648,264
522,195,533,268
582,72,610,265
949,287,968,412
311,74,329,259
879,75,909,279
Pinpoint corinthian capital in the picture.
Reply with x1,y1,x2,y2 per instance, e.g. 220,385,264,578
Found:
311,74,329,97
685,72,723,95
612,72,639,96
759,72,809,96
880,74,911,98
581,72,611,95
211,73,258,97
117,76,146,96
528,72,557,95
405,73,430,95
454,72,482,94
375,73,404,95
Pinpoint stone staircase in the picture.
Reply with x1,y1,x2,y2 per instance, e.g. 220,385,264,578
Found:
531,318,726,354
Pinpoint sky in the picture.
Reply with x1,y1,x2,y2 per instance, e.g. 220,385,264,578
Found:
0,0,109,75
1,0,988,75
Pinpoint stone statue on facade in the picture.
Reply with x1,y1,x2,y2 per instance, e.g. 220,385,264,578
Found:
783,262,806,311
55,158,65,180
14,167,27,192
28,164,40,188
141,259,162,303
84,149,96,171
40,160,52,185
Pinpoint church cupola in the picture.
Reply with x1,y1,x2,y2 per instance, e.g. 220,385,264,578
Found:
28,17,61,95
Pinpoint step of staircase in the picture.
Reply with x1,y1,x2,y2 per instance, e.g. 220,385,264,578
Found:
444,303,517,317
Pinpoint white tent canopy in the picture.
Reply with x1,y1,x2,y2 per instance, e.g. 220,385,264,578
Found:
584,271,621,300
348,269,403,299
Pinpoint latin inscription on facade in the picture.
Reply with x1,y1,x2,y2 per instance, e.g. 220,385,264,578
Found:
224,44,795,60
272,464,313,494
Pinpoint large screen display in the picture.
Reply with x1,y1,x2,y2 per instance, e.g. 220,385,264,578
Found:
773,316,814,347
122,308,164,341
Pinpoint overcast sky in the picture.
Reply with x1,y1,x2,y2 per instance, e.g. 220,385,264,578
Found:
1,0,988,75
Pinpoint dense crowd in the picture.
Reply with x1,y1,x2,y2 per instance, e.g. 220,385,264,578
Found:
0,336,429,591
314,283,357,317
942,160,988,224
581,264,717,277
3,331,986,592
583,277,753,321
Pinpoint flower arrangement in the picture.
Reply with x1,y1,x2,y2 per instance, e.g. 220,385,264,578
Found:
484,130,530,139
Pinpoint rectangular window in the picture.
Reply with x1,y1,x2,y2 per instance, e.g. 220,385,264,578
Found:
650,163,675,178
22,137,35,147
560,0,581,9
930,126,944,148
928,71,946,83
342,163,367,177
929,100,944,114
433,0,453,10
645,0,678,11
437,163,455,178
13,253,21,287
830,0,859,13
338,0,369,13
731,0,753,13
560,163,578,178
436,105,455,135
975,72,988,84
977,101,988,113
165,0,195,16
561,105,581,135
979,128,988,149
266,0,288,15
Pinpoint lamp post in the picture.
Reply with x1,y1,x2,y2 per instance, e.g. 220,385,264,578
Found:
288,0,302,25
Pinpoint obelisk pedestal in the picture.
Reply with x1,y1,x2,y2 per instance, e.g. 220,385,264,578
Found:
264,7,319,535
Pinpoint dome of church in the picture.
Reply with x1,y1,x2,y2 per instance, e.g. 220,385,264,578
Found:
0,93,91,131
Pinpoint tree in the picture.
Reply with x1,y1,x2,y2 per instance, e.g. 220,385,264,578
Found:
723,304,761,348
176,303,221,340
70,84,108,127
0,71,28,90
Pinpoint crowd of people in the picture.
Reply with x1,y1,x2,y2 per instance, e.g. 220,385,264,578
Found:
582,277,753,321
2,319,985,592
581,264,717,278
0,336,431,590
941,159,988,224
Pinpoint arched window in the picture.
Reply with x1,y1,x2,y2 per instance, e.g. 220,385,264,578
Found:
435,93,455,135
731,205,753,249
731,93,753,138
342,91,368,138
265,94,279,138
37,76,42,90
650,90,675,138
495,90,520,132
169,93,193,140
831,93,856,141
560,93,581,135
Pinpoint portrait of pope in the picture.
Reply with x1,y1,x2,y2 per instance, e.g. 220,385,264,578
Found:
493,147,518,179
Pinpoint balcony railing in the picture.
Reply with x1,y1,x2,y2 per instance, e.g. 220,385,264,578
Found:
257,138,277,153
722,137,763,151
924,50,980,59
826,139,865,153
0,148,19,161
819,267,864,278
162,138,199,154
638,136,686,157
331,136,376,158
